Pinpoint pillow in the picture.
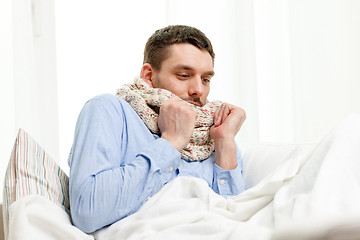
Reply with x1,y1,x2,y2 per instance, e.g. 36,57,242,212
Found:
2,129,70,237
239,143,316,189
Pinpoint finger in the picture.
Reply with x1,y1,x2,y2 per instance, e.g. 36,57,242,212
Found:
213,106,220,126
220,104,231,123
215,104,226,126
187,104,198,120
219,104,229,125
209,125,216,139
162,97,177,108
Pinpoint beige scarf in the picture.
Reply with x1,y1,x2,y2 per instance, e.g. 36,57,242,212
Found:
116,77,222,161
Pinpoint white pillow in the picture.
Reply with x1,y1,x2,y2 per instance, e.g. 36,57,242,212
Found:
2,129,70,238
239,143,315,189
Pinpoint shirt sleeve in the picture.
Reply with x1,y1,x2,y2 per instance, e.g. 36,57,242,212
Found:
212,145,245,197
68,95,181,233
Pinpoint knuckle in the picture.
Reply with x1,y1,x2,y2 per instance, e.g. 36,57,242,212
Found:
240,108,246,119
162,99,172,108
233,107,246,117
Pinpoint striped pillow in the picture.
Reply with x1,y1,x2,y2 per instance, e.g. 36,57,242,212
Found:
2,129,69,233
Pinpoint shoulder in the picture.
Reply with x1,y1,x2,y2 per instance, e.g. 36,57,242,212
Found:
87,94,124,105
84,94,130,113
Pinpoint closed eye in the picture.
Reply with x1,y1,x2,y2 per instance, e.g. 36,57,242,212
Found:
177,74,190,79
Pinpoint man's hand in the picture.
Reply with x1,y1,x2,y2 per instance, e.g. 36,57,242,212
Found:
158,97,197,151
210,103,246,170
210,103,246,141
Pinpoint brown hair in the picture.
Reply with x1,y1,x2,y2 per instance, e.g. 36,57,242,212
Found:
143,25,215,70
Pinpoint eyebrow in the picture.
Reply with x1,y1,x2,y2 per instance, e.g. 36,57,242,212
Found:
173,64,215,76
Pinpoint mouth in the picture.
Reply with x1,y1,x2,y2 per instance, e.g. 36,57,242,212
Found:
188,101,201,107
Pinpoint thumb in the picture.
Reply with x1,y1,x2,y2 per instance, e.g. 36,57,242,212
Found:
209,125,216,139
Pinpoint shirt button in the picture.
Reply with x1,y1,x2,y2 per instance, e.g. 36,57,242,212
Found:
169,166,174,172
146,196,151,201
219,179,227,185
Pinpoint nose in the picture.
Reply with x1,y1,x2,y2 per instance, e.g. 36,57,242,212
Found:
188,76,203,97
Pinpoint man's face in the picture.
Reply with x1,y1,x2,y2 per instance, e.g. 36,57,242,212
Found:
151,43,214,107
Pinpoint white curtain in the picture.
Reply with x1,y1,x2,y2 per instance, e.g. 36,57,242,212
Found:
0,0,15,204
0,0,59,201
252,0,360,144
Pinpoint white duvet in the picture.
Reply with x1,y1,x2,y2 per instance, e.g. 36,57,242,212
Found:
7,114,360,240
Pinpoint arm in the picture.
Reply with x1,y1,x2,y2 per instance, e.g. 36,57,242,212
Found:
210,103,247,196
68,95,181,233
210,103,246,170
212,144,245,197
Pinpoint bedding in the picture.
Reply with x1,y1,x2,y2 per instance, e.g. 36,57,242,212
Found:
6,195,92,240
3,114,360,240
94,114,360,240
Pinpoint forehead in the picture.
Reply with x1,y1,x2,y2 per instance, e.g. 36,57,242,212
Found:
161,43,214,72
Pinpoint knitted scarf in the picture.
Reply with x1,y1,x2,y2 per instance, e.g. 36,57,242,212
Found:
116,77,222,161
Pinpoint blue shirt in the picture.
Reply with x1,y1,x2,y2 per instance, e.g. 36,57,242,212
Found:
68,94,245,233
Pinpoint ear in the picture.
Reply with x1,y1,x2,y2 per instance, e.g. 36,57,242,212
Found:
140,63,155,87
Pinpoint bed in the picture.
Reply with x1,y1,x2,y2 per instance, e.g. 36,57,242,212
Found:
3,114,360,240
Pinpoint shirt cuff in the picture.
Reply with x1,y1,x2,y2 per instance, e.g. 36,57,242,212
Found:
213,163,245,197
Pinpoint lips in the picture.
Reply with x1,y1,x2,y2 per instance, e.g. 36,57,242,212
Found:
188,101,200,107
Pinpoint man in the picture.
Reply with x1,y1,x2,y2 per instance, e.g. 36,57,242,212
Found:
68,25,246,233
